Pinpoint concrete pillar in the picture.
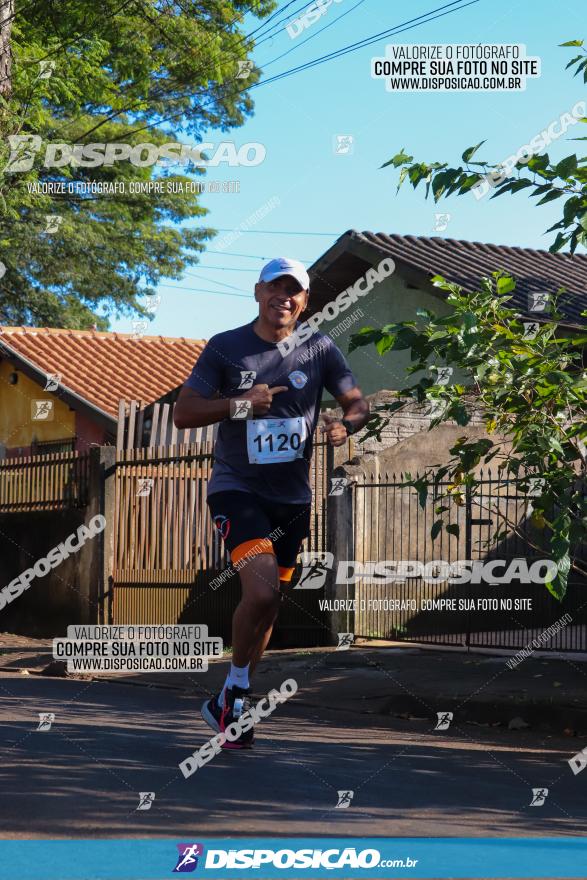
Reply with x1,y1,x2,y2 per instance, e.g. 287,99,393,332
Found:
78,446,116,624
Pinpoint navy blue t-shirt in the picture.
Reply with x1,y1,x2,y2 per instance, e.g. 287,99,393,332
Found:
185,321,357,503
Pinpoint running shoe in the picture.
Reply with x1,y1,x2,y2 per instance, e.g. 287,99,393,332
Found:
201,685,254,749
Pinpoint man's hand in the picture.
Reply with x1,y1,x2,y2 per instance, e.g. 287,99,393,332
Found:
240,383,288,416
321,413,347,447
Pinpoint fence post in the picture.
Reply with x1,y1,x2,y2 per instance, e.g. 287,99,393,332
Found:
326,465,355,644
465,481,473,649
78,446,116,625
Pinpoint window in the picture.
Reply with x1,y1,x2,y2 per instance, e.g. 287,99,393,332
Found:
31,437,76,455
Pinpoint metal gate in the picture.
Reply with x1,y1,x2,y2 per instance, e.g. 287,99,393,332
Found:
350,470,587,651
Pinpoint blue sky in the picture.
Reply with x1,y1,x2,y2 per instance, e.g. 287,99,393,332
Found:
110,0,586,340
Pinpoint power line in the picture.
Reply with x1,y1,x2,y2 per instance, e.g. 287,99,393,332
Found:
252,0,327,48
211,228,338,236
204,249,311,261
111,0,482,140
260,0,367,68
175,271,246,293
158,283,251,298
186,264,262,272
254,0,481,89
53,0,307,140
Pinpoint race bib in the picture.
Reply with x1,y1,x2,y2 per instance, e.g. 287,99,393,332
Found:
246,417,307,464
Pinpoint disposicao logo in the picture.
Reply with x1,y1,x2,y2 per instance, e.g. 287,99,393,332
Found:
173,843,204,872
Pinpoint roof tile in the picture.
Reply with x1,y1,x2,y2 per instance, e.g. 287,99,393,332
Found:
347,232,587,325
0,326,204,418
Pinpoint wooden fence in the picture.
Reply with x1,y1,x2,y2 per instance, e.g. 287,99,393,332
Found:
106,400,333,644
116,399,218,451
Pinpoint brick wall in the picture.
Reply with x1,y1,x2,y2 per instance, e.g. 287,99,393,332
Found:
326,389,487,458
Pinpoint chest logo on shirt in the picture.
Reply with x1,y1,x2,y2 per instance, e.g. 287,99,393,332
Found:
238,370,256,390
288,370,308,389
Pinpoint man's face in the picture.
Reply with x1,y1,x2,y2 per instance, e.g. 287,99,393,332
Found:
255,275,308,329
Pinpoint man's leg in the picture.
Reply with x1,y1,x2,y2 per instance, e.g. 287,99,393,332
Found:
249,594,282,675
231,552,281,670
248,563,296,674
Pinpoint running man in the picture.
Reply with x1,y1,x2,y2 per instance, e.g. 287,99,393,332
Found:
174,257,369,748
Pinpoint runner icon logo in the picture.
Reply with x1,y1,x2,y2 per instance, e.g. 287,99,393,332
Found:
238,370,256,390
336,790,354,808
434,711,453,731
136,792,155,811
329,477,348,496
173,843,204,872
336,633,354,651
230,399,253,420
36,712,55,731
529,788,548,807
294,552,334,589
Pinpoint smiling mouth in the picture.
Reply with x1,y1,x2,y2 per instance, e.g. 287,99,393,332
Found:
271,303,291,313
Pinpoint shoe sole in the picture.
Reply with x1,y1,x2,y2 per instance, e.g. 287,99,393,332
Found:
201,699,255,749
201,700,221,733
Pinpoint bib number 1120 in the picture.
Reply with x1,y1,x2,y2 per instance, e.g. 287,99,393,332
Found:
253,431,301,453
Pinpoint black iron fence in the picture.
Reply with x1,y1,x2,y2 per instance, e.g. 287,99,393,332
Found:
349,470,587,651
0,451,91,512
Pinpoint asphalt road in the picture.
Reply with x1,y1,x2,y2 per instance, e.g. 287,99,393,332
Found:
0,672,585,839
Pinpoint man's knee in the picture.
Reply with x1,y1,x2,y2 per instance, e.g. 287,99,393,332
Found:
238,552,280,612
248,585,281,616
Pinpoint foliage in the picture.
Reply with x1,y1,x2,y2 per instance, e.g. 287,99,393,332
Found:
381,40,587,254
0,0,273,327
350,273,587,600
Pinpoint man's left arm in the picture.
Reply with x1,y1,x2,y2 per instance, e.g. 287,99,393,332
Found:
322,387,370,447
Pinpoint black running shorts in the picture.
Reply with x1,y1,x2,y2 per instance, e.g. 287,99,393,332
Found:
207,490,310,584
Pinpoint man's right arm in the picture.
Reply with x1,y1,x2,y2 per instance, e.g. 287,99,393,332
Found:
173,384,289,429
173,386,230,429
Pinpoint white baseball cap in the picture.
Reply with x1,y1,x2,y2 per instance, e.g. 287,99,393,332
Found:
258,257,310,291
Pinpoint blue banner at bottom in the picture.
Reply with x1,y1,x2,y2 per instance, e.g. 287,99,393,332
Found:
0,837,585,880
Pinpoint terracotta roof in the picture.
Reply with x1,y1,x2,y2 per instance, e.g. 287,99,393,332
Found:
0,326,205,420
312,231,587,326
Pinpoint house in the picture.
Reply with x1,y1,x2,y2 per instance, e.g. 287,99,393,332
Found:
0,327,205,458
308,231,587,398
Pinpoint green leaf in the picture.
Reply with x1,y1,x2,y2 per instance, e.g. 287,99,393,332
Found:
496,276,516,294
559,40,584,46
550,232,571,253
446,523,460,539
417,481,428,509
554,154,578,178
375,335,394,355
381,149,414,169
536,190,564,206
462,141,486,163
545,554,569,601
431,520,443,541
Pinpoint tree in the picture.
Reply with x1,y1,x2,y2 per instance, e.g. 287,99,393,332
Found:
350,42,587,600
0,0,274,328
382,41,587,253
0,0,14,98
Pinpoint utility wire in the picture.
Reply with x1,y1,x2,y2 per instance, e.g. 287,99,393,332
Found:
212,228,339,236
259,0,367,68
204,249,312,261
254,0,480,88
159,283,251,298
113,0,482,138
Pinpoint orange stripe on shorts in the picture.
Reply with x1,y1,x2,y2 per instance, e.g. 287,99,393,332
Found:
231,537,275,565
278,566,295,583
